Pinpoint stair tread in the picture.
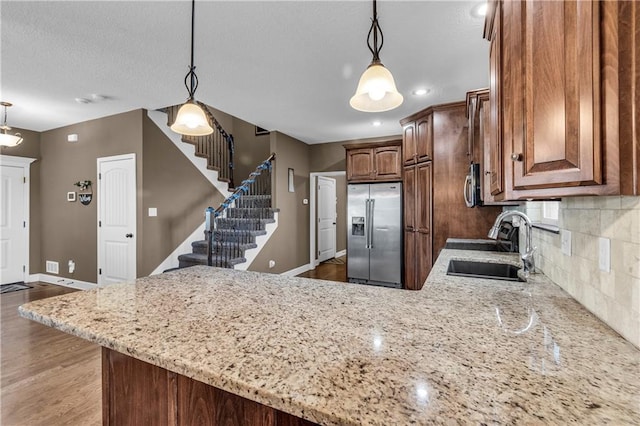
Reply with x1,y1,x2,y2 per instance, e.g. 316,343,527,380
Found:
178,253,246,265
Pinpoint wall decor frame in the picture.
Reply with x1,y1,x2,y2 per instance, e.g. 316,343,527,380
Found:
288,168,295,192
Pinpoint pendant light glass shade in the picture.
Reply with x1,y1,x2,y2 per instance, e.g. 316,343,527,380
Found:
0,132,23,147
350,63,404,112
350,0,403,113
0,102,23,147
171,0,214,137
170,101,213,136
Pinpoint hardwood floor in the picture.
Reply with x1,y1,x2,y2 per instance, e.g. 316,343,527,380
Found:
296,257,347,282
1,283,101,426
0,265,345,426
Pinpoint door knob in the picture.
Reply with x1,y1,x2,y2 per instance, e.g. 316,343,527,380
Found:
511,153,523,162
125,233,133,238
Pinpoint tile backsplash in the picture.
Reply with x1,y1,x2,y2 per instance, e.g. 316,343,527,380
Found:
523,196,640,348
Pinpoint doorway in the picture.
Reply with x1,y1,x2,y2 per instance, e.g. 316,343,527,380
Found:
97,154,137,286
309,171,346,269
0,156,35,284
317,176,336,263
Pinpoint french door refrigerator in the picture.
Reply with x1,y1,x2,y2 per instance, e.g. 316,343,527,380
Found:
347,182,402,288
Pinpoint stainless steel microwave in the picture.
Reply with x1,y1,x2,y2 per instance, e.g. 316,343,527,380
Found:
463,163,482,207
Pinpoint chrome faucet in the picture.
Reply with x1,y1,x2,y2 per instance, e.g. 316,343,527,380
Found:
488,211,536,276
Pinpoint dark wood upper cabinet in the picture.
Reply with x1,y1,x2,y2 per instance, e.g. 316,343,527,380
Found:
344,141,402,183
401,112,433,166
484,0,638,199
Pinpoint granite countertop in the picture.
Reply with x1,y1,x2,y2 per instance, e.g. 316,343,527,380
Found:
19,247,640,425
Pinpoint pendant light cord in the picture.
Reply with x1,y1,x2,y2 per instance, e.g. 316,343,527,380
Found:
184,0,199,100
366,0,384,64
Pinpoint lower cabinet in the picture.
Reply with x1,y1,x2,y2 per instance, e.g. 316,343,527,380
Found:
403,162,432,291
102,348,316,426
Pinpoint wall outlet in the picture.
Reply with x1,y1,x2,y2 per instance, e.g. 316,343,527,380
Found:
561,230,572,256
302,199,309,205
46,261,59,274
268,260,276,269
599,237,611,272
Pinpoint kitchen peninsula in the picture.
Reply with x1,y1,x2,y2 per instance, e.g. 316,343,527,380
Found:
19,250,640,425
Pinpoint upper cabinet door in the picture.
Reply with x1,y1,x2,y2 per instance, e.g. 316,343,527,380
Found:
346,148,374,181
402,123,416,165
488,1,504,197
374,146,402,181
416,114,433,163
509,0,601,189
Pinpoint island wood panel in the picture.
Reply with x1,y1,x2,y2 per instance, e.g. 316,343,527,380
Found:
102,348,317,426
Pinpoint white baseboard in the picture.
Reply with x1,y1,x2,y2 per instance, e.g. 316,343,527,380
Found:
28,274,97,290
281,263,312,277
336,249,347,258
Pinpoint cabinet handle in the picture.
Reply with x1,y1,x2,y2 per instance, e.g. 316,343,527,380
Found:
485,171,491,175
511,153,523,162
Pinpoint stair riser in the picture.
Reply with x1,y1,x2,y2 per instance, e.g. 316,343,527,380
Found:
226,208,276,219
216,219,268,231
235,199,272,209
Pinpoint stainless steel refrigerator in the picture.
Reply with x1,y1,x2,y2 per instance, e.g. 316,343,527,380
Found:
347,182,402,288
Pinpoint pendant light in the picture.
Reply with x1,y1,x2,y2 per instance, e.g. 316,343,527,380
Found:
350,0,403,113
0,102,24,147
171,0,213,136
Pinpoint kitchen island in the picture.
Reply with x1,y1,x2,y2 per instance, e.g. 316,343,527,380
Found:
19,249,640,425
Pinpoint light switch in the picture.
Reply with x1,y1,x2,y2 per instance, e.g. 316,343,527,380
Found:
148,207,158,217
561,230,571,256
599,237,610,272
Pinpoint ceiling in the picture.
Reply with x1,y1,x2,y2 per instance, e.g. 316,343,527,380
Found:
1,1,489,145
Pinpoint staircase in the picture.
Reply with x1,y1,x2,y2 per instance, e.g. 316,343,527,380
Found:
164,101,277,270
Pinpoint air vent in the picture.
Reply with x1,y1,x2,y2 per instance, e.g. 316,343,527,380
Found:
46,261,59,274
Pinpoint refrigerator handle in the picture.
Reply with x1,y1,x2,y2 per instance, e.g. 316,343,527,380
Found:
369,198,375,248
364,199,370,249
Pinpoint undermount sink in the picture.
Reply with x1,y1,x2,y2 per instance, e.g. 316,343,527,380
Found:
444,240,509,252
446,260,524,282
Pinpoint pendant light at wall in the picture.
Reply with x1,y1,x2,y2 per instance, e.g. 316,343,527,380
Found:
0,102,24,147
350,0,403,113
171,0,214,136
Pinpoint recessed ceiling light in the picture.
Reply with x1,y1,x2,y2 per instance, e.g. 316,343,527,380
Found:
75,97,91,104
471,2,488,18
412,88,430,96
372,120,382,127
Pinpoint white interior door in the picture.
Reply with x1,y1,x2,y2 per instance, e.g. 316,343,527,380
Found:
317,176,337,263
0,165,26,284
98,154,136,286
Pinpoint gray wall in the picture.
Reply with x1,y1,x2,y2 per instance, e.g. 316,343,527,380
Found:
141,115,223,276
251,131,310,273
38,110,144,283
